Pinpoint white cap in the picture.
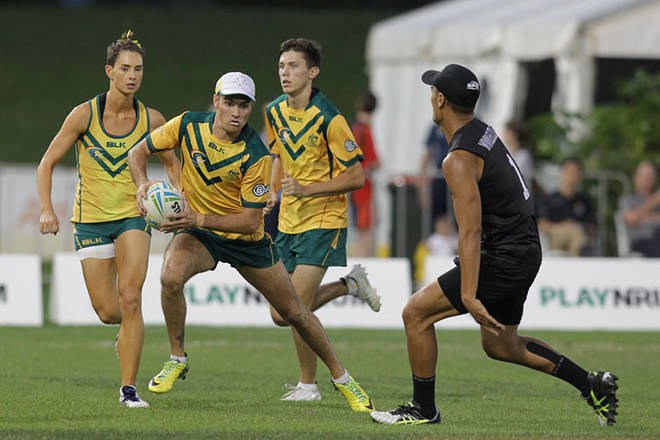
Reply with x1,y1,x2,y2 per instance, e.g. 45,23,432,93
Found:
214,72,256,102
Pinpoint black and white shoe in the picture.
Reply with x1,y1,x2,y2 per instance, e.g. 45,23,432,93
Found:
119,385,150,408
584,370,618,426
370,401,440,425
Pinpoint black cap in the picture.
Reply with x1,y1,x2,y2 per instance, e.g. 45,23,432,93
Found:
422,64,480,108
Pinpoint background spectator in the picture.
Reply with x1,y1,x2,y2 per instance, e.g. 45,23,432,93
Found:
502,120,534,183
620,160,660,257
418,124,450,226
537,159,595,256
350,90,380,256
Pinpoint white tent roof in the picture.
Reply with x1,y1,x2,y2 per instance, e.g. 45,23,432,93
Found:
367,0,660,62
365,0,660,252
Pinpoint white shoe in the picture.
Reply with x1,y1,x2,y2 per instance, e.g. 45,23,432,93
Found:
345,264,381,312
280,383,322,401
119,386,150,408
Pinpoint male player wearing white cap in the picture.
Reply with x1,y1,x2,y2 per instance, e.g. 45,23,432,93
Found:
127,73,373,412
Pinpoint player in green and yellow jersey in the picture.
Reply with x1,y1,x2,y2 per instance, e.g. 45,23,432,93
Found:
263,38,381,408
37,31,181,408
128,72,374,412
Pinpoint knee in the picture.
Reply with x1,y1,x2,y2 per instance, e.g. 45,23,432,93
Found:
481,340,508,361
95,308,121,325
279,304,309,330
117,288,141,315
270,307,290,327
402,301,421,330
160,269,185,297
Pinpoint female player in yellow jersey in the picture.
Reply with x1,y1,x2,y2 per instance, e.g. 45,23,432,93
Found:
36,31,180,408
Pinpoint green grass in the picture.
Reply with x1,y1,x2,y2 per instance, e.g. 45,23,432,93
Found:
1,327,658,439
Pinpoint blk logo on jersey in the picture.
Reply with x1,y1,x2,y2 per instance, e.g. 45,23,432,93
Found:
106,141,126,148
208,142,225,154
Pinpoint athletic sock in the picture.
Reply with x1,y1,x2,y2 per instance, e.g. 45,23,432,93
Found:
170,354,187,364
297,382,318,390
553,356,590,396
527,341,588,395
332,369,350,385
342,277,358,296
412,375,437,418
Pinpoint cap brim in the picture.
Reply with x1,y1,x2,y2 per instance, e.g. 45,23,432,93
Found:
217,89,255,101
422,70,440,86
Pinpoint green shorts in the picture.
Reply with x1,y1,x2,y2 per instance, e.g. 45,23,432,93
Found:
275,228,347,273
178,227,279,269
73,216,150,259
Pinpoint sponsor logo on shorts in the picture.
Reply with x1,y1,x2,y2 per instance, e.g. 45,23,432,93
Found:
344,140,358,152
252,184,270,197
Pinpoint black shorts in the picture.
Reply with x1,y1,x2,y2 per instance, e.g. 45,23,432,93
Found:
437,257,541,325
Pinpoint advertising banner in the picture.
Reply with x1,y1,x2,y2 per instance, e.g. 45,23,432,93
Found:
425,256,660,330
0,254,42,325
51,254,411,328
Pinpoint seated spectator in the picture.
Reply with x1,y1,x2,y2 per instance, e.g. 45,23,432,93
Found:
620,160,660,257
537,159,595,256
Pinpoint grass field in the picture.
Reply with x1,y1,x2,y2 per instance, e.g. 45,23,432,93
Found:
1,326,658,439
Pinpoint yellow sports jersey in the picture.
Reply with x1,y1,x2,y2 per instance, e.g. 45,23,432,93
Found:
146,111,272,241
265,89,364,234
71,93,150,223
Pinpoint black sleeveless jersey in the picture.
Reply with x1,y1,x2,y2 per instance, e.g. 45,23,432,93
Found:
448,118,541,265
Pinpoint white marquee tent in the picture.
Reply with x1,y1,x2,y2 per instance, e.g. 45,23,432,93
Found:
365,0,660,251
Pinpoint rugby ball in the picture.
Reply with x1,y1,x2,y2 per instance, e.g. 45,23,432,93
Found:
143,182,184,230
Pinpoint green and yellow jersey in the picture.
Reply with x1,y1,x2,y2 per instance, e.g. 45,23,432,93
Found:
72,93,150,223
146,111,272,241
265,89,364,234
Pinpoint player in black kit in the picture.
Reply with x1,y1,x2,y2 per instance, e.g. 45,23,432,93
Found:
370,64,619,427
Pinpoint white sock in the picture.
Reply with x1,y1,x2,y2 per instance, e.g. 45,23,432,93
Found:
332,369,350,385
170,354,187,363
344,277,358,296
298,382,318,390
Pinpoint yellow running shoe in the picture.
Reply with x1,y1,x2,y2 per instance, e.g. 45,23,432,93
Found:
333,375,375,412
148,358,189,393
